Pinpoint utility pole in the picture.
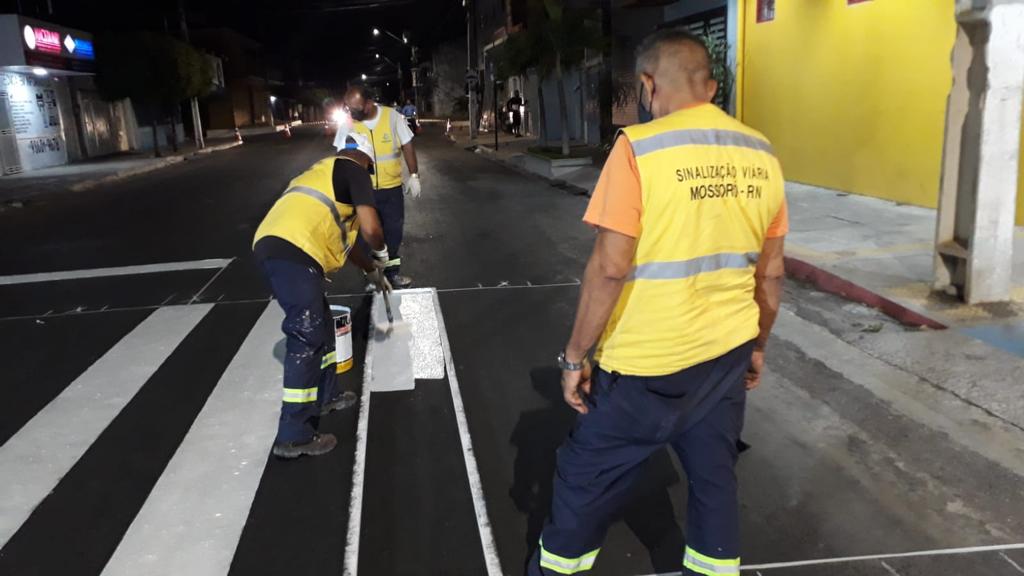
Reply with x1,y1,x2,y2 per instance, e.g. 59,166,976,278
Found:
178,0,205,150
467,0,478,140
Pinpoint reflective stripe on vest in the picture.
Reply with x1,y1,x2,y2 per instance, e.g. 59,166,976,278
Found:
630,252,759,281
594,104,784,376
352,106,404,190
282,185,349,253
631,128,773,157
252,156,361,273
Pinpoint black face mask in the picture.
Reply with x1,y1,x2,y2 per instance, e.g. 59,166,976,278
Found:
350,108,367,122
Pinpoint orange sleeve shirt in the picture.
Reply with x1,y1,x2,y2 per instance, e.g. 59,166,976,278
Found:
583,136,789,239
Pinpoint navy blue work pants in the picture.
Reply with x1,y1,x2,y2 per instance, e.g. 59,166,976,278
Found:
260,259,337,444
375,185,405,278
530,341,754,576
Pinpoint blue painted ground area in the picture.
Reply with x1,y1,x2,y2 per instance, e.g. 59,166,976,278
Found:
961,321,1024,358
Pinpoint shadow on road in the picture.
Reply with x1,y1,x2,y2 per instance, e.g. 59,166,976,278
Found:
509,367,685,574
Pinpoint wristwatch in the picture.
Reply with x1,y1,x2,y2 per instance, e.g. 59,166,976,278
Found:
558,350,585,371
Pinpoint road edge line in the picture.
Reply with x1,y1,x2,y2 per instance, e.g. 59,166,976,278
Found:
431,288,504,576
342,294,377,576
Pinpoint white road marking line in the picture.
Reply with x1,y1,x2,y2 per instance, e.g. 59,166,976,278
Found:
0,304,213,548
437,281,582,294
1002,552,1024,573
642,543,1024,575
0,258,234,286
160,293,177,306
102,303,281,576
342,295,378,576
880,560,901,576
432,289,503,575
188,260,233,305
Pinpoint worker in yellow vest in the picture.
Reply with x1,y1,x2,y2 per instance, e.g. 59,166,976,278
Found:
334,84,420,289
253,133,392,459
532,29,788,575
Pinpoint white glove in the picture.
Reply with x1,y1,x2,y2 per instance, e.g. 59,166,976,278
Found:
366,267,392,294
371,246,390,269
404,174,422,198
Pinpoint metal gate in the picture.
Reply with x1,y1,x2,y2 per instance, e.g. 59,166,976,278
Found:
77,90,129,158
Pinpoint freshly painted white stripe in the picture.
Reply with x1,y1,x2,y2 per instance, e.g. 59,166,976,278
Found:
643,542,1024,575
369,292,416,392
432,289,503,576
101,303,281,576
0,258,233,286
0,304,214,547
342,294,378,576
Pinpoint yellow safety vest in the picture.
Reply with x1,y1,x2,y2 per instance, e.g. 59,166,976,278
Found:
252,156,360,273
595,104,786,377
351,106,404,190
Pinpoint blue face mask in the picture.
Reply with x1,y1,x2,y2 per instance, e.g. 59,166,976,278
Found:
638,80,655,118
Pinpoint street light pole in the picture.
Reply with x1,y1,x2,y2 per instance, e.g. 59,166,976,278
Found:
467,0,478,140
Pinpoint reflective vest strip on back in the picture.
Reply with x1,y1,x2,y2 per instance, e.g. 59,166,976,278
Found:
594,104,785,377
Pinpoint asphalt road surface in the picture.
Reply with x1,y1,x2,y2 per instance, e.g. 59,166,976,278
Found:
2,126,1024,576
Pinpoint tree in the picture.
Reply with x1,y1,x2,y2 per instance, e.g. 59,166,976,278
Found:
492,0,604,156
97,32,213,157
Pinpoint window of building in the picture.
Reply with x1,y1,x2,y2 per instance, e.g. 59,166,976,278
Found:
757,0,775,23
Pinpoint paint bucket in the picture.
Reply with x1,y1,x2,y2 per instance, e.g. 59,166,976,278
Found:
330,305,353,374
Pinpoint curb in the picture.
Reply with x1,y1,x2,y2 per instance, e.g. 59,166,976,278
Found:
68,141,243,193
455,139,591,197
784,256,947,330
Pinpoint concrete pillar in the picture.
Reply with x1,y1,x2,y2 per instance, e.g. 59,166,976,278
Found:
934,0,1024,304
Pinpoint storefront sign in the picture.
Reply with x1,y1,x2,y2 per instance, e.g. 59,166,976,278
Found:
0,72,67,171
23,25,62,54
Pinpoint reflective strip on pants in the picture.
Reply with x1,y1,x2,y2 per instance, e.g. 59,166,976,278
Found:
683,547,740,576
385,258,402,268
321,351,337,369
539,545,600,574
282,387,318,403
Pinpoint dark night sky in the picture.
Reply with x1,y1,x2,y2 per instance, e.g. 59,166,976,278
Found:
4,0,467,87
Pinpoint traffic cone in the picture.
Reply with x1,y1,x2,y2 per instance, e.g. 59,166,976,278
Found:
234,127,243,144
283,123,292,139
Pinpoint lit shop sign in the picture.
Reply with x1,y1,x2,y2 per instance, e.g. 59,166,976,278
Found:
23,25,62,55
63,36,94,59
22,25,95,60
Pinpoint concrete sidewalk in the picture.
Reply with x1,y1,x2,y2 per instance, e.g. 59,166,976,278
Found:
0,138,242,203
458,135,1024,433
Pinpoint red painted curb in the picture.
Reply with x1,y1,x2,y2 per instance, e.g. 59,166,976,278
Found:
784,256,947,330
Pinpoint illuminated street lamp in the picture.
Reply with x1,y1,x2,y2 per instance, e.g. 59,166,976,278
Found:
372,27,407,44
361,73,368,80
269,95,277,104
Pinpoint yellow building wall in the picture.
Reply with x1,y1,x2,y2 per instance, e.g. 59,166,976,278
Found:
741,0,1023,226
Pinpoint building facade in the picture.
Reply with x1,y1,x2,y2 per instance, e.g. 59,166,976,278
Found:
0,14,137,174
737,0,1023,225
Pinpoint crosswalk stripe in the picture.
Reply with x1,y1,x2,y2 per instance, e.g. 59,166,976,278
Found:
100,302,282,576
0,304,214,548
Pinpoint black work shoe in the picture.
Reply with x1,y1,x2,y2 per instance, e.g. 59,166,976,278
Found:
321,391,357,415
272,433,338,459
388,274,413,289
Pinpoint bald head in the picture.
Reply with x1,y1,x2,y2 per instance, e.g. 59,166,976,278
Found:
344,83,377,122
635,28,717,116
